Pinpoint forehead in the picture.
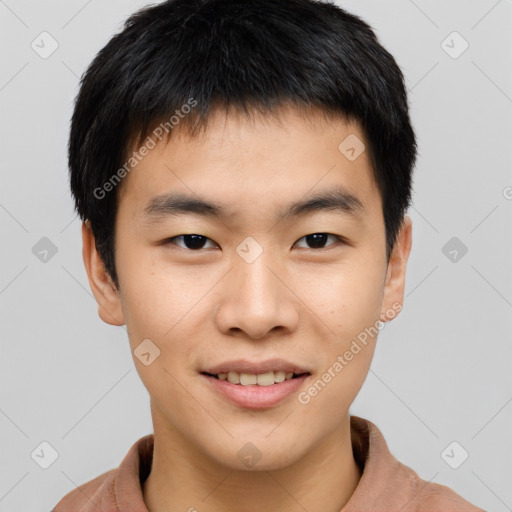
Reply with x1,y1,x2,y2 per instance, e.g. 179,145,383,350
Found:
117,104,381,225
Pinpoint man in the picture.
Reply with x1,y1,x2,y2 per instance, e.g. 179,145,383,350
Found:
52,0,485,510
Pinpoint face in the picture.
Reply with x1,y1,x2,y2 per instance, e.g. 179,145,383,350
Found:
83,104,412,470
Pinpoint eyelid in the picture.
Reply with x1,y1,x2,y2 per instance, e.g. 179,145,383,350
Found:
293,233,345,249
163,234,218,249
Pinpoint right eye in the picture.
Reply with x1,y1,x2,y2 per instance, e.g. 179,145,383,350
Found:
162,234,218,250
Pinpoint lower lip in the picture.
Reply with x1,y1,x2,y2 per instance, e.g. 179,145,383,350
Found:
201,373,310,409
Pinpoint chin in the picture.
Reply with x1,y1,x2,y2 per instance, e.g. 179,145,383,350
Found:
207,437,306,472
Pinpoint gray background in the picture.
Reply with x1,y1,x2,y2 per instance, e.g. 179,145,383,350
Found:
0,0,511,510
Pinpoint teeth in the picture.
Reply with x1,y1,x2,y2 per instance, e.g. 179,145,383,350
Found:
215,370,301,386
227,371,240,384
240,373,257,385
274,371,286,383
257,372,274,386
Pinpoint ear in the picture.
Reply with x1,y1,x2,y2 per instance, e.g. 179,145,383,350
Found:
379,214,412,322
81,221,125,326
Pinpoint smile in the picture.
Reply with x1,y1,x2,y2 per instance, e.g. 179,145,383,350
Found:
202,370,309,386
201,371,311,409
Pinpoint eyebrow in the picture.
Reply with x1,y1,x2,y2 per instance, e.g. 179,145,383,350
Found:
141,186,366,223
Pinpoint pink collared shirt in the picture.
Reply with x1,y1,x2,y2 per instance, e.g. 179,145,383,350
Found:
51,416,485,511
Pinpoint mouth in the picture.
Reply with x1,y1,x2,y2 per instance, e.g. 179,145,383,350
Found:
200,370,312,408
200,370,311,386
199,358,313,408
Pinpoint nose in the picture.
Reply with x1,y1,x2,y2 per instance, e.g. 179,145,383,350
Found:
214,246,300,340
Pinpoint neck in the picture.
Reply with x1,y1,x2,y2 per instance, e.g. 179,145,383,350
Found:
142,410,361,512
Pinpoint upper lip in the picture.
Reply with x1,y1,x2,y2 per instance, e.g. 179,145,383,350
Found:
203,358,311,375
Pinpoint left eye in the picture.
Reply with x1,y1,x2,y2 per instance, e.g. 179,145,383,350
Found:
293,233,341,249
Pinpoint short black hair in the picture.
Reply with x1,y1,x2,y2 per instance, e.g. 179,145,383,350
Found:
69,0,417,290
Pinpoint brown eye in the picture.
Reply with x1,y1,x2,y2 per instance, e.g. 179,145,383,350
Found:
294,233,341,249
165,234,217,250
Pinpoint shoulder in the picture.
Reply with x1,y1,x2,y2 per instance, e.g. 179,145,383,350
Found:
50,433,153,512
51,468,116,512
347,416,486,512
400,465,486,512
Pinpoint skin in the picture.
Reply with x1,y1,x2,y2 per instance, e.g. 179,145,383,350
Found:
82,103,412,512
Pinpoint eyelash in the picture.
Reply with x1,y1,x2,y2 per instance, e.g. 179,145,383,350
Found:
162,233,346,251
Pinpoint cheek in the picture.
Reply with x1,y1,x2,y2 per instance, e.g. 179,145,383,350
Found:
117,252,223,397
118,246,204,339
300,256,385,339
118,265,203,413
295,255,384,400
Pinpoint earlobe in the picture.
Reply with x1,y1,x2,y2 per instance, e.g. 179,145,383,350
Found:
81,221,125,326
379,214,413,322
